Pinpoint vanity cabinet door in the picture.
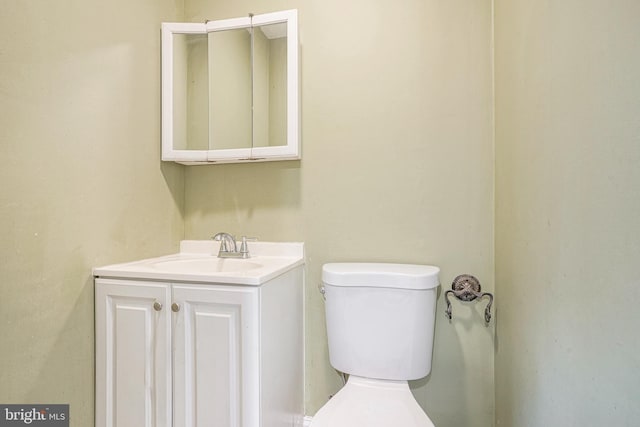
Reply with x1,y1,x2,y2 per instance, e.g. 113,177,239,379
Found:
172,285,260,427
95,279,172,427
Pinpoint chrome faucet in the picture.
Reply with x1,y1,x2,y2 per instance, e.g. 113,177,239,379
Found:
211,233,256,258
212,232,238,257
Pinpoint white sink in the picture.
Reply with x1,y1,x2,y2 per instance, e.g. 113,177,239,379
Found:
93,240,304,285
151,258,263,274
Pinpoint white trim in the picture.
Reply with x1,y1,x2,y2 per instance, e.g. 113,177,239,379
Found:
205,16,251,32
303,415,313,427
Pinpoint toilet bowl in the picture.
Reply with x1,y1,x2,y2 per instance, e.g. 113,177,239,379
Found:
311,376,434,427
311,263,440,427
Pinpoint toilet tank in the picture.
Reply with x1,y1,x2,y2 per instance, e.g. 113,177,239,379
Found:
322,263,440,381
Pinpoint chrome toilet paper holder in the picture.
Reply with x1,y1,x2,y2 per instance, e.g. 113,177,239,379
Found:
444,274,494,324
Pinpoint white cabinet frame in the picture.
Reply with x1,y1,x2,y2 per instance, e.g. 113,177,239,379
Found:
161,10,299,164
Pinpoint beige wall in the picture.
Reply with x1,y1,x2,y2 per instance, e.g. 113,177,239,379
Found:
0,0,185,425
495,0,640,425
184,0,495,425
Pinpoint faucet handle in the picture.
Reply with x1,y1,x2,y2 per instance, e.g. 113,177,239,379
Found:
211,232,236,252
239,236,258,258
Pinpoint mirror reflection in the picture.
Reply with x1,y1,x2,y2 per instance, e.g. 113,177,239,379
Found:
208,28,252,150
253,22,288,148
172,33,208,150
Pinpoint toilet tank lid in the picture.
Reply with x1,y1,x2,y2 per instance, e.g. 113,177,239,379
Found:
322,263,440,290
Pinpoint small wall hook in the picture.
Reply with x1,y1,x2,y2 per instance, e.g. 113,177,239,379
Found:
445,274,494,324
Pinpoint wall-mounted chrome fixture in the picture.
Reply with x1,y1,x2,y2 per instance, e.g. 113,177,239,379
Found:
444,274,494,324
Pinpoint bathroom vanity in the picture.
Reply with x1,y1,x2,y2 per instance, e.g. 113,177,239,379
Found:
93,241,304,427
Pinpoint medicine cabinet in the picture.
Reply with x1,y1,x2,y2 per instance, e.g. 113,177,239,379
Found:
161,10,299,164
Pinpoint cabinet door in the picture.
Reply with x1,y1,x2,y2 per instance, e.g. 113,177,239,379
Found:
172,285,260,427
95,279,172,427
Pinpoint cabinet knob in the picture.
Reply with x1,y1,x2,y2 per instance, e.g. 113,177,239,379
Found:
153,301,163,311
171,303,180,312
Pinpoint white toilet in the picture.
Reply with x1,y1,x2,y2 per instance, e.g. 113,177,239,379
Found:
311,263,440,427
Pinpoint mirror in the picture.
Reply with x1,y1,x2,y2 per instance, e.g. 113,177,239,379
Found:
172,33,208,151
208,28,252,150
161,10,299,164
252,22,288,148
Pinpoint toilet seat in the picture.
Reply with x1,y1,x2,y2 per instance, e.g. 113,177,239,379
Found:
309,375,435,427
